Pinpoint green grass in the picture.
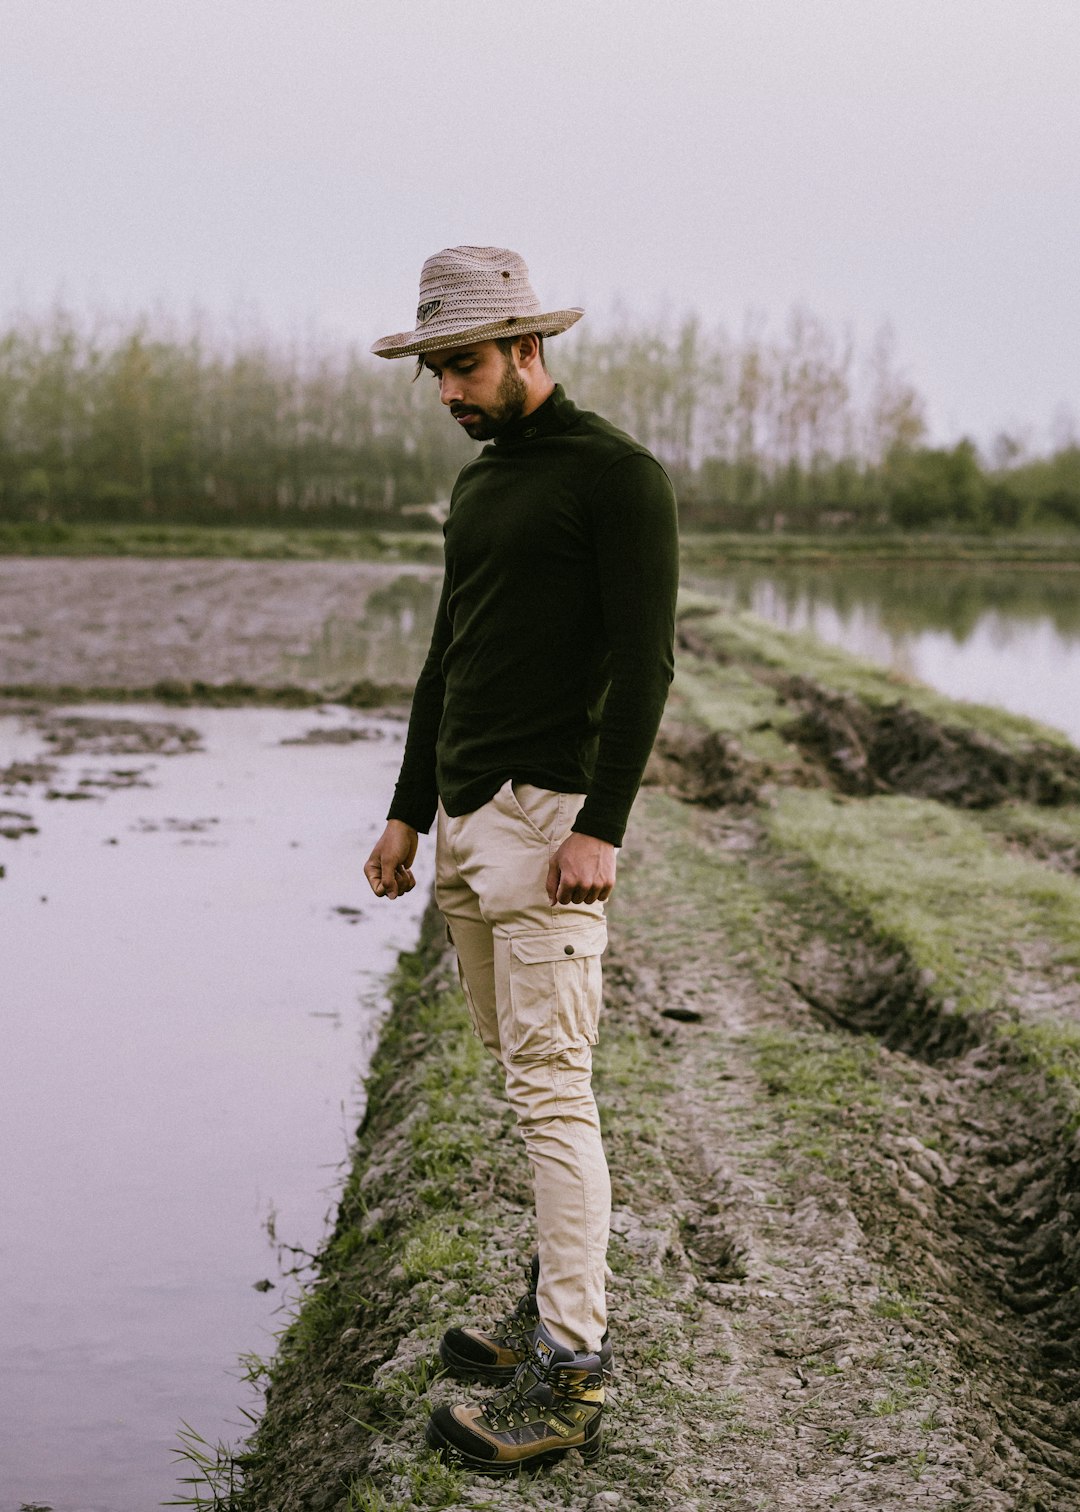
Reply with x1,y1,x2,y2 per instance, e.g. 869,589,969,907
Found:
680,530,1080,566
0,519,443,561
977,800,1080,858
670,654,804,773
753,1026,885,1129
768,789,1080,1015
399,1219,478,1282
11,520,1080,564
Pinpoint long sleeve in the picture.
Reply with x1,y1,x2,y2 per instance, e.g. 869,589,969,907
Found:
386,568,452,833
572,453,679,846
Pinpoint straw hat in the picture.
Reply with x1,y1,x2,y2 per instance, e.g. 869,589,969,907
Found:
371,246,583,359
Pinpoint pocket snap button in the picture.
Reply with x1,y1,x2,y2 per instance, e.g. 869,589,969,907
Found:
564,944,575,955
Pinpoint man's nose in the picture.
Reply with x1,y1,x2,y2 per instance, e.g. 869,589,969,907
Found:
439,373,463,405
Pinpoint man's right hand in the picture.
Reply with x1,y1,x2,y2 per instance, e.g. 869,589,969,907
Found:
364,820,419,900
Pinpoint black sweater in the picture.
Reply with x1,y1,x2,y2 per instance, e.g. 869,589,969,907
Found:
387,386,679,847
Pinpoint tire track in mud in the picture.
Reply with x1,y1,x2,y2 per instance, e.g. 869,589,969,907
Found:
785,932,1080,1506
613,796,1080,1508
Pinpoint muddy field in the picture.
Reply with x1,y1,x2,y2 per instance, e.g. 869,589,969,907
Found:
6,559,1080,1511
0,557,438,695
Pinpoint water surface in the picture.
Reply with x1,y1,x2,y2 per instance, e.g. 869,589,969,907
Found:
1,705,429,1512
686,560,1080,746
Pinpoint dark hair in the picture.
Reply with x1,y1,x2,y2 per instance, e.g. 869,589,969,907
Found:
495,333,546,369
413,332,546,381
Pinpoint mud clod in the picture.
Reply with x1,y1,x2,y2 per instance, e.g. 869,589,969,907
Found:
646,722,761,806
38,713,202,758
778,676,1080,808
0,808,37,838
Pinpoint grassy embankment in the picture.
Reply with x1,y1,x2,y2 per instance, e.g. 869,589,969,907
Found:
5,518,1080,565
194,595,1080,1512
0,520,445,562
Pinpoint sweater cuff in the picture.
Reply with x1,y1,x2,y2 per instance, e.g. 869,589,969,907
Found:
571,804,627,849
386,796,437,835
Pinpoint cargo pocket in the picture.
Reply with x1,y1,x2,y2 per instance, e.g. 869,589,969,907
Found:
504,921,608,1062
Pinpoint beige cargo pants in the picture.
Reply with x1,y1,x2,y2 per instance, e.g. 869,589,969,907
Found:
435,779,610,1354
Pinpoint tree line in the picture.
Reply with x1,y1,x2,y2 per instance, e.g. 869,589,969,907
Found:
0,306,1076,532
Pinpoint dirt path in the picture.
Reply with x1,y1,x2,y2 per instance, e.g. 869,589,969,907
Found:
608,797,1080,1510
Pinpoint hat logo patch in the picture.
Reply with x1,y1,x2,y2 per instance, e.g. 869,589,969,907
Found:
416,298,443,326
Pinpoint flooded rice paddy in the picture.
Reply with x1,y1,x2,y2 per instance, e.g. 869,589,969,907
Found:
1,703,429,1511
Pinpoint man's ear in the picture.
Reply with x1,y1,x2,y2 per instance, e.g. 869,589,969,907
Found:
516,332,542,370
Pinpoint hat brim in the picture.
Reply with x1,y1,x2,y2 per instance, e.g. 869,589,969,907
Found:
371,308,584,360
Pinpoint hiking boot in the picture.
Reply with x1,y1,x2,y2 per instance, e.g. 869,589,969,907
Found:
438,1254,540,1384
426,1322,604,1475
439,1254,614,1384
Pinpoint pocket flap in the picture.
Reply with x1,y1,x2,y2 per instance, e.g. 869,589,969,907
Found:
509,922,608,966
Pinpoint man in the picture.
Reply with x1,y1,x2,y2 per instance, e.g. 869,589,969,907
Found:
364,245,678,1475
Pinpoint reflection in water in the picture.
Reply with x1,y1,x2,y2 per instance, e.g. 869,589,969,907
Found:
0,706,429,1512
287,573,443,687
686,563,1080,747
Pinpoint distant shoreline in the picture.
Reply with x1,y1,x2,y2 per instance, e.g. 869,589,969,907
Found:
5,519,1080,566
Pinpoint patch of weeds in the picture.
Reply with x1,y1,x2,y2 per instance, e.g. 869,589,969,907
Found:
751,1025,885,1150
871,1287,923,1320
165,1421,247,1508
376,1353,443,1408
274,1273,365,1360
400,1218,478,1282
351,1449,469,1510
235,1350,270,1387
402,1454,470,1505
869,1387,907,1417
998,1017,1080,1106
344,1481,396,1512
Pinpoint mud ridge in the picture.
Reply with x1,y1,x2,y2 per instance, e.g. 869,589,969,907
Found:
645,721,763,806
0,677,412,708
777,675,1080,808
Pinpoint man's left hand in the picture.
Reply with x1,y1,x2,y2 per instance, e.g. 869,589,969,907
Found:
546,832,617,907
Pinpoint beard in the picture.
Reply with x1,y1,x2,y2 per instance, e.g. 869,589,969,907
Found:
451,355,528,440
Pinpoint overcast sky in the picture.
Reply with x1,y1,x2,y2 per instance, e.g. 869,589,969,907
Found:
2,0,1077,447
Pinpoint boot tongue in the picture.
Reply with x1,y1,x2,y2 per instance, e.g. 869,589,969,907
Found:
523,1378,556,1409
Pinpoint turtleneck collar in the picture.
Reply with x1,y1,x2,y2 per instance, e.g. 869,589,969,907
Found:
491,384,577,445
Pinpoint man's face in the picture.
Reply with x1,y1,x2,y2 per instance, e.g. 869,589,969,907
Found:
422,340,527,440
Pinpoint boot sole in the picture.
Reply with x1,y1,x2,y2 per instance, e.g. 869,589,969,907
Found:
438,1337,616,1386
437,1337,521,1384
425,1413,602,1475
